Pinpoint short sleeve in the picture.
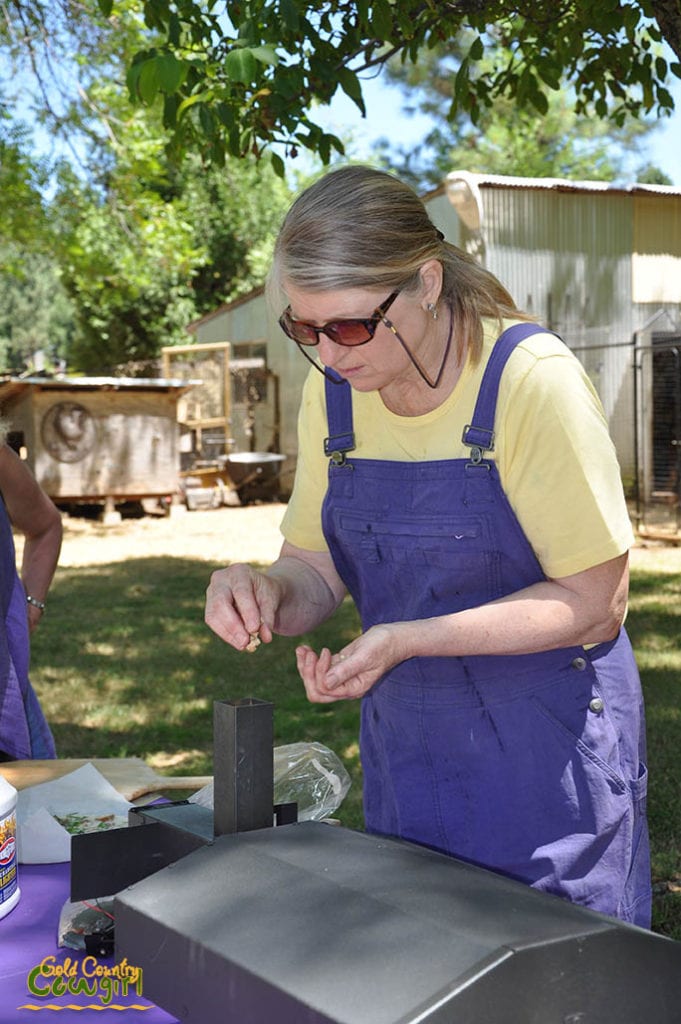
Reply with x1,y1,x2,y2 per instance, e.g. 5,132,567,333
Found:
280,370,330,552
497,339,634,579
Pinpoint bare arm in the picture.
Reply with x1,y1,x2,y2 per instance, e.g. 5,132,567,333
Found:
0,444,62,631
297,553,629,702
407,553,628,659
204,540,346,651
267,543,347,634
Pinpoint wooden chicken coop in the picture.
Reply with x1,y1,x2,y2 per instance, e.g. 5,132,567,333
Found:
0,375,194,516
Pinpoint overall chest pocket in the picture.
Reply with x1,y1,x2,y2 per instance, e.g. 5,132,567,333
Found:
334,513,503,610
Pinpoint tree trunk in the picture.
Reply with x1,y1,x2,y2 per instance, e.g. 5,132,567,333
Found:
653,0,681,63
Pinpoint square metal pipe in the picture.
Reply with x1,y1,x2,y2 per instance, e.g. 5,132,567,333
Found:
213,697,274,835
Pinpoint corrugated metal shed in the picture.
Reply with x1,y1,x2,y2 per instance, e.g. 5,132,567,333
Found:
442,172,681,496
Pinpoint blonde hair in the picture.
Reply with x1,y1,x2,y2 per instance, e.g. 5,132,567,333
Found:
269,165,532,362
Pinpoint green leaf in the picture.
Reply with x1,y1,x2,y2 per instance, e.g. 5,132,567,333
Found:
329,133,345,156
280,0,299,32
535,60,562,91
529,90,549,115
250,46,279,68
168,13,181,47
216,102,235,128
156,53,187,94
162,94,179,129
657,87,674,109
228,124,241,156
454,58,470,100
337,68,366,114
318,133,331,164
469,35,484,61
176,90,215,120
225,48,259,85
138,61,160,105
96,0,113,15
199,105,215,135
270,151,286,178
395,6,415,39
143,0,166,32
126,62,142,102
371,0,393,39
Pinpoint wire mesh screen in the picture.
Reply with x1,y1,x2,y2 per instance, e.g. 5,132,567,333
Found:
164,346,228,425
635,337,681,537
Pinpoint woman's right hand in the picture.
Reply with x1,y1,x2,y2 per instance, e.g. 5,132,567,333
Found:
205,563,281,651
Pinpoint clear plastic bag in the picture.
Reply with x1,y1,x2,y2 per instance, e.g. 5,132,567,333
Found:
272,742,351,822
189,741,351,822
58,896,115,953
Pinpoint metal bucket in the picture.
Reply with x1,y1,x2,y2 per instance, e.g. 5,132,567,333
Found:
226,452,286,503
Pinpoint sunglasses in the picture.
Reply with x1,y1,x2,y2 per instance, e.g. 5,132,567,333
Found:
278,291,400,347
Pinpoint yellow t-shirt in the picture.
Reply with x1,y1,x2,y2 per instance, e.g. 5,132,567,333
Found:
281,319,634,580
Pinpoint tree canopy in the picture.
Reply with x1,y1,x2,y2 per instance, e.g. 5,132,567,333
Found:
2,2,681,171
1,1,680,374
379,37,673,191
0,4,296,374
116,0,681,170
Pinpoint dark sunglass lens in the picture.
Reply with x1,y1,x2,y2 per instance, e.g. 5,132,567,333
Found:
295,324,320,346
328,320,374,346
281,313,317,346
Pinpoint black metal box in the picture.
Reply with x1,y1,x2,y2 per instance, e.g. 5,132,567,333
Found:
115,821,681,1023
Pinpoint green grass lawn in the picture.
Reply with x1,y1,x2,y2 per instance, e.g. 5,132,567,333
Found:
30,555,680,939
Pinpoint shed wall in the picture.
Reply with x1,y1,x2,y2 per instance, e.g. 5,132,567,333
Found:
191,293,301,488
2,387,181,500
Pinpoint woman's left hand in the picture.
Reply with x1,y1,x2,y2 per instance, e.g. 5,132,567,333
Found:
295,623,403,703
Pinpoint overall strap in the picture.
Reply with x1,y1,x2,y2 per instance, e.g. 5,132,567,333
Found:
462,323,555,461
323,371,356,465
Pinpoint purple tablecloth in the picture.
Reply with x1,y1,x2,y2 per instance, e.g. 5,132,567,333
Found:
1,863,177,1024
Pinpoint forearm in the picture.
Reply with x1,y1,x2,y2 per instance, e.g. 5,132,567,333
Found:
21,524,62,604
266,555,345,635
396,573,626,663
1,443,62,606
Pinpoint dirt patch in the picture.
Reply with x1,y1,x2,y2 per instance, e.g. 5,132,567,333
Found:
24,503,287,569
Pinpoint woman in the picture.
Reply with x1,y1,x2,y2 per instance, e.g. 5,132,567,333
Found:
205,165,651,926
0,430,62,760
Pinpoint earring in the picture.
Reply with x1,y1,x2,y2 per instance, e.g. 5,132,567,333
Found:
427,302,438,321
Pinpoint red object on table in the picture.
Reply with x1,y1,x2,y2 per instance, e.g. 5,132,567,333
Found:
1,862,177,1024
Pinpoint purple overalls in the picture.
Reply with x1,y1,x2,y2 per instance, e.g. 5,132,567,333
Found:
320,323,651,927
0,494,56,760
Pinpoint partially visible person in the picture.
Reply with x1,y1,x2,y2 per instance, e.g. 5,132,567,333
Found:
0,427,62,760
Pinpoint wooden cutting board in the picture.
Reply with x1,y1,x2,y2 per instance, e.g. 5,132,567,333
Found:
0,758,212,802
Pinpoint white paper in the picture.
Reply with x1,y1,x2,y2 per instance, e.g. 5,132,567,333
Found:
16,763,133,864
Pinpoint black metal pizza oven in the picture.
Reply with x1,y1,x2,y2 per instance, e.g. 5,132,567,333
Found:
115,819,681,1024
101,698,681,1023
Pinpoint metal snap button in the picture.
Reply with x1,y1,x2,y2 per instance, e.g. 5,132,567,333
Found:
589,697,605,713
571,657,587,671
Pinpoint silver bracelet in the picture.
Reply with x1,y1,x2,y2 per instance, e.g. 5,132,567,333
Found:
26,594,46,611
